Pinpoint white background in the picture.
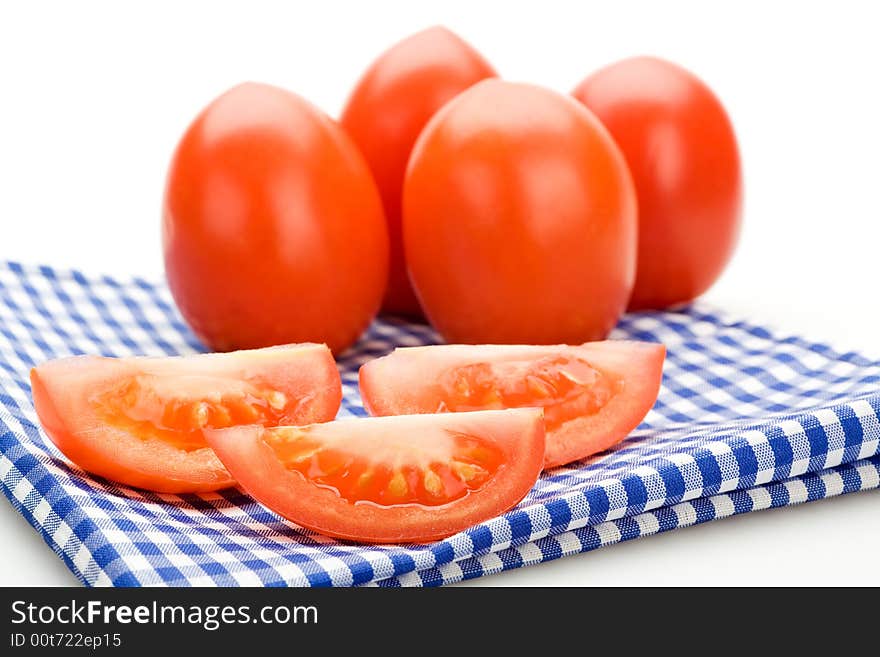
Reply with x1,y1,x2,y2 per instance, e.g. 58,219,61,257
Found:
0,1,878,586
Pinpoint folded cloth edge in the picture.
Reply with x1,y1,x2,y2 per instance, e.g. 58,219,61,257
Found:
370,454,880,586
410,393,880,575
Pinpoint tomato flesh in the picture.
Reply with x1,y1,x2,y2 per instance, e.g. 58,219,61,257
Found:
94,374,296,451
205,409,544,543
437,356,617,431
31,343,341,493
359,342,665,468
265,424,502,507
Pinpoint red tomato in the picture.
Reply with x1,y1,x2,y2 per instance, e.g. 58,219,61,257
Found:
340,27,497,318
403,80,637,344
572,57,743,310
205,409,544,543
163,82,389,353
359,341,665,468
30,344,341,493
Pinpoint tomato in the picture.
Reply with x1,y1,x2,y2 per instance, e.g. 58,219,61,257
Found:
30,344,341,493
403,80,637,344
359,341,664,468
572,57,743,310
204,409,544,543
163,82,389,354
340,26,497,318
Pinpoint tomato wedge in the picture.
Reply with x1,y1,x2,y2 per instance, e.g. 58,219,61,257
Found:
204,409,544,543
30,344,341,493
359,342,665,468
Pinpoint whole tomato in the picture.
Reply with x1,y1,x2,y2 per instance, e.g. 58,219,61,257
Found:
403,80,637,345
340,27,497,318
572,57,743,310
163,82,388,353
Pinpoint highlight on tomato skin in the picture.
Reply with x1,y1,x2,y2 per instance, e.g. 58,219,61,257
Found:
204,409,545,544
340,26,497,318
30,343,341,494
358,341,665,469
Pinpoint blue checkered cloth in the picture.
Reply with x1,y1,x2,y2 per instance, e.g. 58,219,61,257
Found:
1,260,878,586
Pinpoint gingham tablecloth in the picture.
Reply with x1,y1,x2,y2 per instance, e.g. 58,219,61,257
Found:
0,261,878,587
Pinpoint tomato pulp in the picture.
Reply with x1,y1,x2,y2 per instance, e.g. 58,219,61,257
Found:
359,342,665,468
31,344,341,493
206,409,544,543
341,26,497,317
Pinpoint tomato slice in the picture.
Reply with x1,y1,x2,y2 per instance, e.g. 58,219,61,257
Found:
30,343,341,493
359,341,665,468
204,409,544,543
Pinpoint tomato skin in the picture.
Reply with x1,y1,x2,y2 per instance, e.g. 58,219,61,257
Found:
340,27,497,318
30,344,341,493
572,57,743,310
163,82,389,353
359,341,665,468
205,409,544,543
403,80,637,344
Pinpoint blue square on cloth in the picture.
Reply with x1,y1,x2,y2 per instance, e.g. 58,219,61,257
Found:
0,261,878,586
